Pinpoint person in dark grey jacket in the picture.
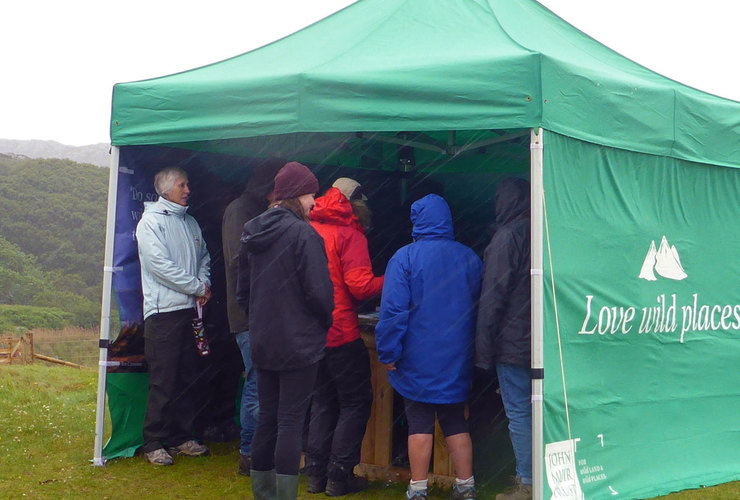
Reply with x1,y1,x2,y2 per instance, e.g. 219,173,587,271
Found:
222,159,283,475
237,161,334,500
474,177,532,500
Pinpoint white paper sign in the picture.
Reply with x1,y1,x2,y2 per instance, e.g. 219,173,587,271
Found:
545,439,584,500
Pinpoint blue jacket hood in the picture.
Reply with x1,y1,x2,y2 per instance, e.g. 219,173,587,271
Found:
411,194,454,241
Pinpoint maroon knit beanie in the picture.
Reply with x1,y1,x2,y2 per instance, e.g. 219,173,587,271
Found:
273,162,319,200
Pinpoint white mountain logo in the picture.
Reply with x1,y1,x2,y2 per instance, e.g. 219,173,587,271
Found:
638,235,687,281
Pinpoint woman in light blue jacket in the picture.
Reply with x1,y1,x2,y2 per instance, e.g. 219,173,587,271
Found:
137,193,211,318
135,167,211,466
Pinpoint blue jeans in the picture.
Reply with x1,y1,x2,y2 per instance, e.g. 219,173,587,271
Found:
236,331,259,456
496,363,532,485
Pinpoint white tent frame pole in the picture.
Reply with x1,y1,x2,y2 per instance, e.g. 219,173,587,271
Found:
93,145,120,466
530,128,545,500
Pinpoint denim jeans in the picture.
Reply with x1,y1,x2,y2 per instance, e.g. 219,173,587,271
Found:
236,331,259,456
496,363,532,485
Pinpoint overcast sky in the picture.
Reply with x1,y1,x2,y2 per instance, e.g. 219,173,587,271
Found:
1,0,738,146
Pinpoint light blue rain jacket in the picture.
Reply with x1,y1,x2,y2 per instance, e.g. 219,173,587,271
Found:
375,194,482,404
136,197,210,320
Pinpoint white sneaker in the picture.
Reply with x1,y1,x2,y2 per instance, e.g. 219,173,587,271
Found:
144,448,173,466
168,440,209,457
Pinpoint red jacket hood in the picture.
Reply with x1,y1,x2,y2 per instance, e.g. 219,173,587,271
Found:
309,187,383,348
310,187,365,233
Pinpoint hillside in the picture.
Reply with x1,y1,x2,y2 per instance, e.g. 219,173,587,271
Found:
0,154,108,327
0,139,109,167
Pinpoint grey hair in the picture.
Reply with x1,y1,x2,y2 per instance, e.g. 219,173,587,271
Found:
153,167,188,197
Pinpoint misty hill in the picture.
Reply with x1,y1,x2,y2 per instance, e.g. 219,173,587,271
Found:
0,154,109,327
0,139,110,168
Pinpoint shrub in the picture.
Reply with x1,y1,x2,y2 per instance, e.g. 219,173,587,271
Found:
0,304,73,334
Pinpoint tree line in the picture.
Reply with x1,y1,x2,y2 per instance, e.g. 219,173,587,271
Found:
0,154,108,331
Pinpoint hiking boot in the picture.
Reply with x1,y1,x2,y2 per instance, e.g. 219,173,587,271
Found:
168,439,209,457
325,474,368,496
406,486,428,499
306,475,327,493
144,447,173,466
301,461,327,493
450,483,476,500
238,454,251,476
495,477,532,500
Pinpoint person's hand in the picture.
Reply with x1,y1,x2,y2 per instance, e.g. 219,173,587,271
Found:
383,362,396,371
198,284,211,306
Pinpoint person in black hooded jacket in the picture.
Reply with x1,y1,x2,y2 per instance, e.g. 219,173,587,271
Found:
237,161,334,500
474,177,532,500
222,159,283,476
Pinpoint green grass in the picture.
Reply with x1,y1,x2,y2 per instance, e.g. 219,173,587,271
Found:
0,364,738,499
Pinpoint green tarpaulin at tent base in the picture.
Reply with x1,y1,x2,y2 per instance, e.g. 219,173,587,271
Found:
103,373,147,459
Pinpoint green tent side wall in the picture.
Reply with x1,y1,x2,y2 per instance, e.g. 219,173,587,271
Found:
542,132,740,498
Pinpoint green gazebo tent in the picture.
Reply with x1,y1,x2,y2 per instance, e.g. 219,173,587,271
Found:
95,0,740,498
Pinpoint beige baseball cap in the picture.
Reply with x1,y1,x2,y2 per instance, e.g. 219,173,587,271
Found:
332,177,367,201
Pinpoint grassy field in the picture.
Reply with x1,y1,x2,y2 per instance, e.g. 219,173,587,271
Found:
0,364,738,499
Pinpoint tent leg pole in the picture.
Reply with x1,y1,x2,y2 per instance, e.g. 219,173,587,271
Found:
93,146,120,466
530,129,544,500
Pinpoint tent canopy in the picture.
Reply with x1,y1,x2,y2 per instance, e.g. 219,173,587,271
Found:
111,0,739,168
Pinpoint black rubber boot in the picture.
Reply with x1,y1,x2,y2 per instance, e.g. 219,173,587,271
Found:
250,469,277,500
275,473,300,500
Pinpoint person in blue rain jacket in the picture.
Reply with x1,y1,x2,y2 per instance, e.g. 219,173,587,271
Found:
375,193,482,500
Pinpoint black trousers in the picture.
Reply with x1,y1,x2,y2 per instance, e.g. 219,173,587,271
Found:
141,308,201,453
305,339,373,479
251,363,319,475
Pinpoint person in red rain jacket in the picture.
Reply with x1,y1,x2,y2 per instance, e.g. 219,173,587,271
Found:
304,178,384,496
